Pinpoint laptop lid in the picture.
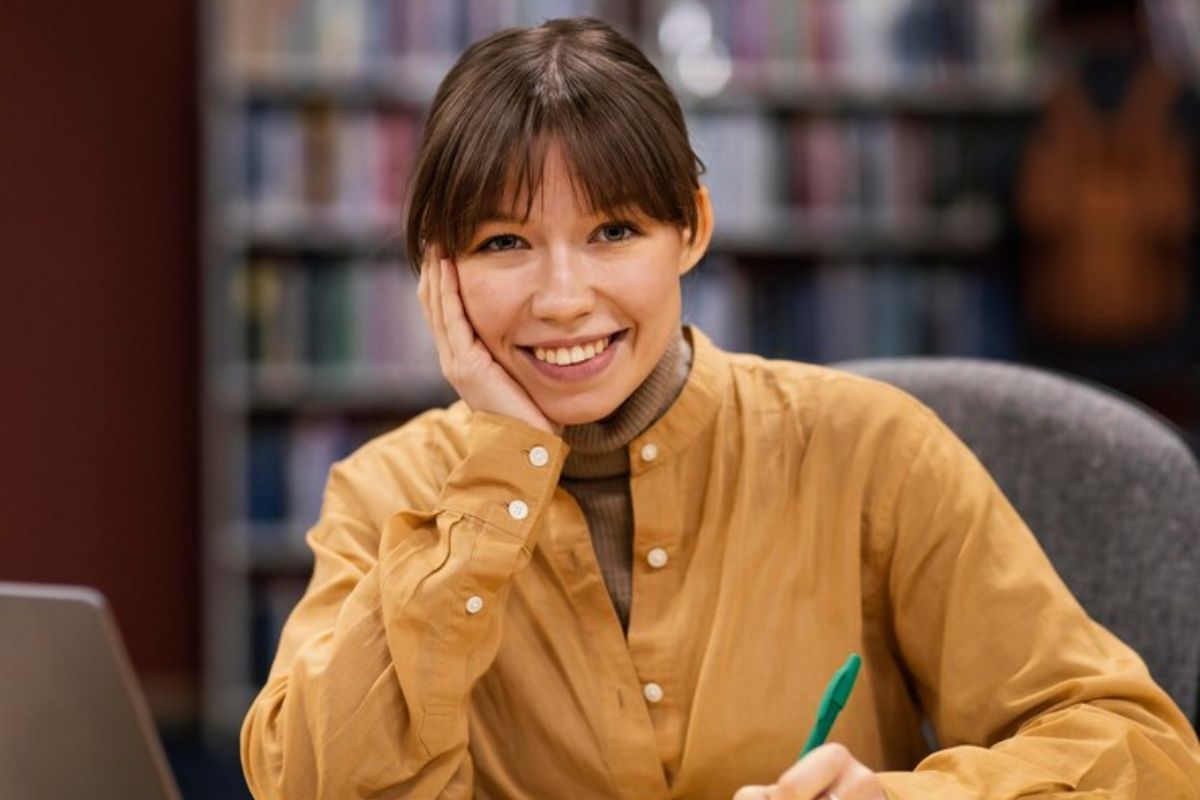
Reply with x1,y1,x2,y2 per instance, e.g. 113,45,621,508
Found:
0,582,183,800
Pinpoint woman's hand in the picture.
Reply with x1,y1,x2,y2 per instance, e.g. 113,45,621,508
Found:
418,255,561,436
731,744,885,800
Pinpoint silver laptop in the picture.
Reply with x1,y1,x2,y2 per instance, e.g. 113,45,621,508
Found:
0,582,183,800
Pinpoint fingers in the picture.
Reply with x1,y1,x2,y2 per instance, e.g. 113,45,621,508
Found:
420,254,483,390
731,786,773,800
438,259,476,359
775,743,848,796
422,258,454,379
416,246,446,332
773,744,883,800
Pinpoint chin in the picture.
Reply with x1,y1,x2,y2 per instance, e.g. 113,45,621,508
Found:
538,391,628,428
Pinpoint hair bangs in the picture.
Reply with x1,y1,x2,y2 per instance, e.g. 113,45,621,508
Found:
549,89,702,236
406,18,705,270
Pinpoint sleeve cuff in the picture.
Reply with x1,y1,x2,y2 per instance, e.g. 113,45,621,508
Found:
438,411,568,540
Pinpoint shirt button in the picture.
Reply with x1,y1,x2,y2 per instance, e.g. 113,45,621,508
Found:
643,682,664,704
640,443,659,463
508,500,529,521
646,547,669,569
528,446,549,467
466,595,484,615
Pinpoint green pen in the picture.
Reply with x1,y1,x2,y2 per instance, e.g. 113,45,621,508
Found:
799,653,862,759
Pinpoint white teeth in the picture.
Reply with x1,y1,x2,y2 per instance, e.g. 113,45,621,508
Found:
531,335,612,366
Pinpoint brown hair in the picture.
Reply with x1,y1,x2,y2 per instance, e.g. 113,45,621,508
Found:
404,17,704,270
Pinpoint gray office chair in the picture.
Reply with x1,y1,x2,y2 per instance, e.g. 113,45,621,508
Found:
836,357,1200,728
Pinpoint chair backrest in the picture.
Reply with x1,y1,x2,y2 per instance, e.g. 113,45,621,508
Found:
837,357,1200,727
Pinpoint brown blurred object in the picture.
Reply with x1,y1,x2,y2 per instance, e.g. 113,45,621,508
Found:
1010,0,1200,443
1018,61,1193,343
0,3,199,723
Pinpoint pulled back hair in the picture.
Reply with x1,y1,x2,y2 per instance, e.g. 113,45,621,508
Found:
404,17,705,270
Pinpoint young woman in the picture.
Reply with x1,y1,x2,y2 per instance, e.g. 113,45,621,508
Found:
240,18,1200,800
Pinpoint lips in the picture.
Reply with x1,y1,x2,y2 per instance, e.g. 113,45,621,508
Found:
519,329,627,382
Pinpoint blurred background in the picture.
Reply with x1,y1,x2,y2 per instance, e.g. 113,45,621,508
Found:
2,1,1198,796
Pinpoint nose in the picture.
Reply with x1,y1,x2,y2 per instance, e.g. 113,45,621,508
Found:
529,245,596,323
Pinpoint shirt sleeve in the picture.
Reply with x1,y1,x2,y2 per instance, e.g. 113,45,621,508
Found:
240,411,567,799
876,411,1200,799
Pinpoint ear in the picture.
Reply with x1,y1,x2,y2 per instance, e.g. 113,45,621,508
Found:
678,186,714,277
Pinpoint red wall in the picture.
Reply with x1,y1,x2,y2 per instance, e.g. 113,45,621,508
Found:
0,2,200,706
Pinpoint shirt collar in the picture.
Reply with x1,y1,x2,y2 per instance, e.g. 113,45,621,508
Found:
627,325,730,471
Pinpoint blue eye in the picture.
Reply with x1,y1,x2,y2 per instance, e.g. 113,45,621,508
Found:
596,223,636,243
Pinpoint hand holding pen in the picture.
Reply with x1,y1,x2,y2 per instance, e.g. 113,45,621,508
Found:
731,654,886,800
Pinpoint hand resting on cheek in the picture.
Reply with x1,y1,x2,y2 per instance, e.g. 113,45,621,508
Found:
418,254,562,436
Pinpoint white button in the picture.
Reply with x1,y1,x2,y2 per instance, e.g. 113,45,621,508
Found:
466,595,484,614
640,443,659,462
643,682,664,703
529,446,550,467
646,547,669,569
508,500,529,521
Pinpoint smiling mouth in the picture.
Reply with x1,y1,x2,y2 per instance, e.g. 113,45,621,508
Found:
521,329,628,367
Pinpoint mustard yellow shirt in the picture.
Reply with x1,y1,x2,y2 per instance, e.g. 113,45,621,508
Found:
241,327,1200,799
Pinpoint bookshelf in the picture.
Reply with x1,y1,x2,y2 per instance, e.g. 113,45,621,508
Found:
201,0,1200,737
201,0,634,739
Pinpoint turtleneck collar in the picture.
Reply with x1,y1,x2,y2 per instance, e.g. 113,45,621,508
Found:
561,329,692,480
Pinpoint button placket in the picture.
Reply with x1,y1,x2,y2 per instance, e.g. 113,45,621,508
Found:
625,457,683,749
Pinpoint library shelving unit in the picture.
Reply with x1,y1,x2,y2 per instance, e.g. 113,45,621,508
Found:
200,0,1200,737
660,0,1050,365
200,0,639,739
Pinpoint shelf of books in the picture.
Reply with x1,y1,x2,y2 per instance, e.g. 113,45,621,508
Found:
202,0,639,738
201,0,1200,737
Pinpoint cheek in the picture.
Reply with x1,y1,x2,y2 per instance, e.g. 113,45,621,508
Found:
614,255,682,321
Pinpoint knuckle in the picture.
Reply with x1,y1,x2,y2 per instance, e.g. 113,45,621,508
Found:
823,742,850,761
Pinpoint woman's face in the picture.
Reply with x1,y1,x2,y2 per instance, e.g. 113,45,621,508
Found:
454,144,712,426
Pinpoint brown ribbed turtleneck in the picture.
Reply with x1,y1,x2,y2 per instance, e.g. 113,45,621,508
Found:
560,330,692,632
